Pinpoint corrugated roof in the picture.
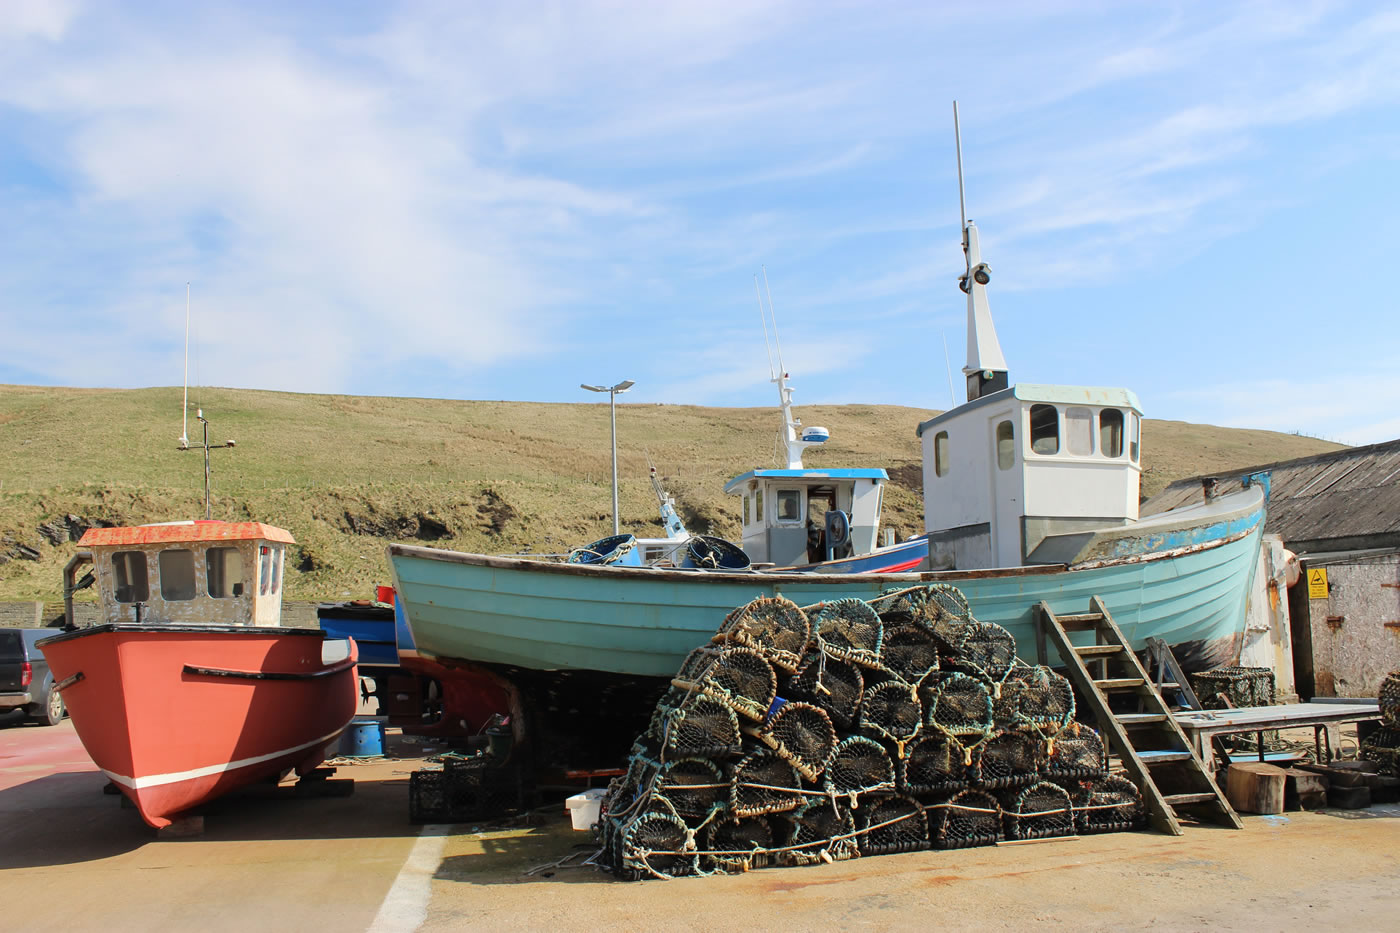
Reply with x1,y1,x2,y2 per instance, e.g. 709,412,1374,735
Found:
78,521,296,548
1141,438,1400,548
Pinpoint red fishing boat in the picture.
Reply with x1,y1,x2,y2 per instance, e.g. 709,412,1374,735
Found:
40,520,359,829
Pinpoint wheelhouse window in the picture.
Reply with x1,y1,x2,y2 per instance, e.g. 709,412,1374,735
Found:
934,431,950,477
259,546,274,596
112,551,149,603
1029,404,1060,455
158,549,197,601
207,546,245,598
742,495,751,526
1099,409,1125,458
776,489,802,522
996,420,1015,470
1130,413,1141,463
755,489,764,523
1066,407,1093,456
271,548,283,594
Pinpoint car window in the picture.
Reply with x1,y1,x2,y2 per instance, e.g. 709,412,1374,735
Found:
0,631,20,660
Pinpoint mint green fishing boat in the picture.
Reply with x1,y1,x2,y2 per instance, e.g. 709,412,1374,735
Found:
389,118,1268,689
389,479,1263,678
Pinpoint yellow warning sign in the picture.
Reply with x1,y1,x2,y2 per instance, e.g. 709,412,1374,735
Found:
1307,568,1329,599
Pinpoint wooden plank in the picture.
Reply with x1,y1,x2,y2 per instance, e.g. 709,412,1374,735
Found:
1094,678,1146,690
1117,713,1168,725
1138,751,1193,764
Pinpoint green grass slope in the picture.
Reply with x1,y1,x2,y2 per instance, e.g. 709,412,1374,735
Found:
0,384,1346,603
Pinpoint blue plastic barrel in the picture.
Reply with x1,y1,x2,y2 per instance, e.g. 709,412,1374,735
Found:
340,719,385,757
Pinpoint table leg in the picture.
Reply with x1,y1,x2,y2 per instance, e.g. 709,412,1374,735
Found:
1322,724,1340,762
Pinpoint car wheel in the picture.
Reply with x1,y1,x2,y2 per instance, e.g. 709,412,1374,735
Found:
35,682,65,726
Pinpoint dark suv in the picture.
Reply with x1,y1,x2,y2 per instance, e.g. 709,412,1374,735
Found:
0,628,66,726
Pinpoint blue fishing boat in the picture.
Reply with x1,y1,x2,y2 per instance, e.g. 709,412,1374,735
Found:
388,114,1267,737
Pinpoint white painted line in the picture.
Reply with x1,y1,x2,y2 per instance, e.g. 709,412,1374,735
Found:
367,823,449,933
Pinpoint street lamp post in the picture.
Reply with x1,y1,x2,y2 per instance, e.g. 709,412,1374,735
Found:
580,380,635,535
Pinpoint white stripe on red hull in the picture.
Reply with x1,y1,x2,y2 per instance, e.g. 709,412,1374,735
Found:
104,729,347,828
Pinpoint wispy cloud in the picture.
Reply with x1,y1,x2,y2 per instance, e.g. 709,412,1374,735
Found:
1162,370,1400,447
0,0,1396,447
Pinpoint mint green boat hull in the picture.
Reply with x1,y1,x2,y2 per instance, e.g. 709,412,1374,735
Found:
388,500,1263,677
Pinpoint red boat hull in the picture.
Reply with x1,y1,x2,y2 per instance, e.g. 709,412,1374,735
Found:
38,624,358,828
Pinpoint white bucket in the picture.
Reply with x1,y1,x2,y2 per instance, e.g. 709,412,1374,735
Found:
565,788,608,831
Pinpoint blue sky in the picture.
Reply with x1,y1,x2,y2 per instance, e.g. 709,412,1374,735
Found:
2,1,1397,445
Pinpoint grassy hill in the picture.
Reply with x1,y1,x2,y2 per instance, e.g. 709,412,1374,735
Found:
0,384,1346,603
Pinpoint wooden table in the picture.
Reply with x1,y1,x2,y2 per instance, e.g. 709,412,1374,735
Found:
1173,702,1381,771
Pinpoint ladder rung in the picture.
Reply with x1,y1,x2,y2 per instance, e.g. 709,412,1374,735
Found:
1116,713,1168,725
1075,645,1123,657
1163,793,1217,806
1057,614,1106,631
1094,678,1145,690
1137,751,1193,764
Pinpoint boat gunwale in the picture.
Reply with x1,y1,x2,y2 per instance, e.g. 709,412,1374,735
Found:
388,526,1254,583
37,623,331,649
389,542,1013,583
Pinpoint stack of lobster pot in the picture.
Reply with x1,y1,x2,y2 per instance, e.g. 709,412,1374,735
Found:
597,584,1145,879
1361,671,1400,775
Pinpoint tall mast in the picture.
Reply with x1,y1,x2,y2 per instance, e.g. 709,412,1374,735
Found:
180,283,190,448
756,269,826,469
953,101,1008,402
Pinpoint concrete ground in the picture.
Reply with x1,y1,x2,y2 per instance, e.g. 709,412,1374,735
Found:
2,711,1397,933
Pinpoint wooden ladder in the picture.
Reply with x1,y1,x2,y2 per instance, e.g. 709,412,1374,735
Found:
1035,597,1242,835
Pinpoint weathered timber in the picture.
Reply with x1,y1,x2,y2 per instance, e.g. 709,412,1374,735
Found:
1225,762,1287,814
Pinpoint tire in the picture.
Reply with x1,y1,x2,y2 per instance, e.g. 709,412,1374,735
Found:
31,681,65,726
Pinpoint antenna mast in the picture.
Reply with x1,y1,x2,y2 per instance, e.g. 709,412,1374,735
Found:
754,275,776,380
753,270,827,469
954,102,968,242
181,412,235,520
180,283,190,448
952,101,1008,403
